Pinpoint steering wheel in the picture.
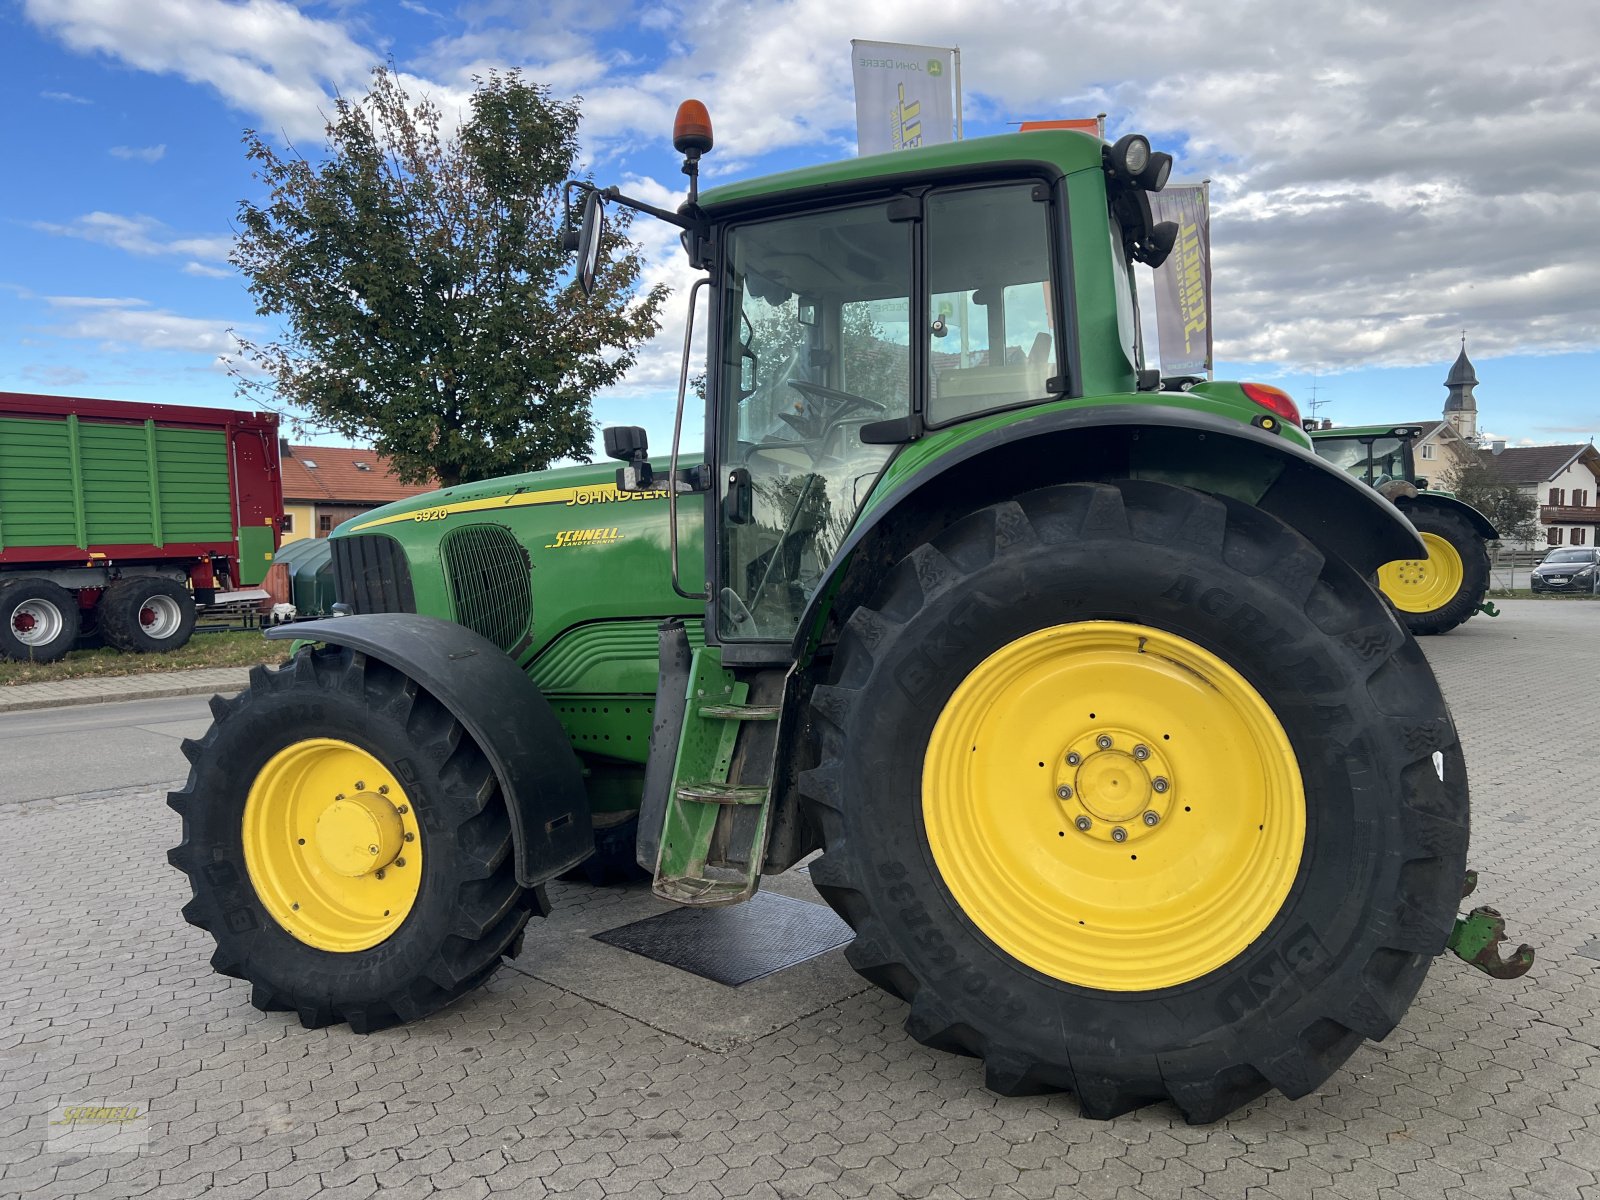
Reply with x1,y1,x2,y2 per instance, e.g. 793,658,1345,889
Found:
779,381,889,441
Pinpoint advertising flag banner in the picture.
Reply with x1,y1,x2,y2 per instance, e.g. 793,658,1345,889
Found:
1149,185,1213,376
852,40,956,155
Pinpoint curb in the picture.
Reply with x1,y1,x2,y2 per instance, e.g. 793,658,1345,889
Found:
0,675,250,715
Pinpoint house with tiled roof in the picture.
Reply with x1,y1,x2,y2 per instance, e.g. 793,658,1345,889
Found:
278,443,437,544
1477,442,1600,550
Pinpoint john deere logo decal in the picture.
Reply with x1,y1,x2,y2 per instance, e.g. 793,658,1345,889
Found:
927,59,943,76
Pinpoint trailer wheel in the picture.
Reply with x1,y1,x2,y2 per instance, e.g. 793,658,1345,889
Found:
800,481,1468,1123
0,577,81,663
1376,503,1490,636
101,576,197,653
168,646,538,1032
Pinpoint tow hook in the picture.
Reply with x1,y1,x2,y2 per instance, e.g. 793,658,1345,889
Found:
1446,870,1534,980
1478,600,1502,617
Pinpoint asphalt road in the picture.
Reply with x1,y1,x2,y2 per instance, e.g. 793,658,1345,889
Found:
0,694,212,804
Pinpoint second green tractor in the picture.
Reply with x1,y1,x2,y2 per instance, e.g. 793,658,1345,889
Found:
170,105,1519,1122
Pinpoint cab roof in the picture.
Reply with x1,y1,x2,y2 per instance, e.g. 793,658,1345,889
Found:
698,130,1105,212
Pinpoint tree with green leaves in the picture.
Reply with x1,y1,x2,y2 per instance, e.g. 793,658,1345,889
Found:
1440,455,1539,545
230,66,665,487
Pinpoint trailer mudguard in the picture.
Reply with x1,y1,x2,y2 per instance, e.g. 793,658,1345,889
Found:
1403,492,1499,541
265,614,593,886
793,403,1426,657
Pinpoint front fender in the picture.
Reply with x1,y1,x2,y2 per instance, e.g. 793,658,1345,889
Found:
1403,492,1499,541
266,614,592,887
795,404,1426,657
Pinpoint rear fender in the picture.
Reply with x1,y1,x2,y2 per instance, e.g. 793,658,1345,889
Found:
794,404,1426,658
1402,492,1499,541
266,614,592,886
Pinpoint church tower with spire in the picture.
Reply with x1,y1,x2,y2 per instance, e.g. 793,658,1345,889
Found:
1443,334,1479,442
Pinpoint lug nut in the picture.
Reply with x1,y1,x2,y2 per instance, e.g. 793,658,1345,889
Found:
395,857,406,868
1143,811,1160,827
378,785,389,795
375,870,386,880
1133,744,1150,761
1066,751,1081,766
355,781,366,791
1096,735,1113,750
1152,777,1170,793
1111,827,1128,843
397,805,409,815
404,832,415,842
1074,816,1092,832
1057,785,1073,800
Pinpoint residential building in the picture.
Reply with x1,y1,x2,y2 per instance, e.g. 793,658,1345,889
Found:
278,444,436,544
1476,443,1600,550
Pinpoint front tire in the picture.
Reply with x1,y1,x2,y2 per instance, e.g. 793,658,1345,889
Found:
0,577,80,663
800,481,1468,1123
1376,505,1490,635
168,647,540,1032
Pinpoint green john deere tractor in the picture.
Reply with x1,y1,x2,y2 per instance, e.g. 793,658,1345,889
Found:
1309,424,1498,635
170,104,1530,1122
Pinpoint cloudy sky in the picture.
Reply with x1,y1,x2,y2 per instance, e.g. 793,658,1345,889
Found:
3,0,1597,451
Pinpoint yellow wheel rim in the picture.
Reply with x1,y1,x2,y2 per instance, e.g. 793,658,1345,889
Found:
922,621,1305,992
243,738,422,952
1377,531,1464,613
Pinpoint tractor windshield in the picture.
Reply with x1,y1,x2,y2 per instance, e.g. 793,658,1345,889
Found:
715,184,1063,642
715,201,913,641
1316,435,1414,487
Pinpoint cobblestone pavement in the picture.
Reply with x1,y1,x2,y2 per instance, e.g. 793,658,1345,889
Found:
3,600,1598,1199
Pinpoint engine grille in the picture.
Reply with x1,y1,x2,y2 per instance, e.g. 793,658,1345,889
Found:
331,534,416,614
441,523,531,652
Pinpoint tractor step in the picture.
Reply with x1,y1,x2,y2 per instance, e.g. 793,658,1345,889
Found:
697,703,779,721
653,646,777,907
674,781,769,805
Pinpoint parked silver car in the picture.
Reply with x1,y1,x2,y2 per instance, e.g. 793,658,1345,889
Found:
1531,546,1600,593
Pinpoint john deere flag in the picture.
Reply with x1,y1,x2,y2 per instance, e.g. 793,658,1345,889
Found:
1149,185,1213,376
852,40,955,155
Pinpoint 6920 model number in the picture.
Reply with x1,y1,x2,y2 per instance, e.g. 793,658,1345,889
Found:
411,506,450,523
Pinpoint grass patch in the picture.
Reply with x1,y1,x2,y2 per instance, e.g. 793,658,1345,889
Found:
1488,589,1600,600
0,627,289,686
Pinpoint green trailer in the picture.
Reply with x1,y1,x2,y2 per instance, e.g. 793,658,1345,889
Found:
1309,423,1498,634
170,108,1528,1123
0,392,283,662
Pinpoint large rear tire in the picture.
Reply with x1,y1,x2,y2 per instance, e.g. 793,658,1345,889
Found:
800,481,1469,1123
101,576,197,653
168,646,540,1032
1376,504,1490,636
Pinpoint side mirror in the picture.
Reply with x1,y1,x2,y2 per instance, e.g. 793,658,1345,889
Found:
604,425,654,492
574,190,604,296
739,346,756,398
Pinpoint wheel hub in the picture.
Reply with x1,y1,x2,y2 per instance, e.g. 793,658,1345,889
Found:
242,739,422,952
315,792,406,876
1378,531,1464,613
1058,728,1172,840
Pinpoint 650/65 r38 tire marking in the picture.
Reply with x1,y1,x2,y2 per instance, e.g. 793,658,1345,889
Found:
168,646,542,1033
799,480,1469,1123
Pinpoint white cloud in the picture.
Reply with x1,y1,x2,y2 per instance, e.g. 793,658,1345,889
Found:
182,260,235,278
39,294,250,356
40,89,91,103
109,143,166,162
32,212,233,262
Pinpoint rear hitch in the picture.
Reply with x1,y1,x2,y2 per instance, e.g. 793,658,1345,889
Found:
1446,870,1534,980
1477,600,1502,618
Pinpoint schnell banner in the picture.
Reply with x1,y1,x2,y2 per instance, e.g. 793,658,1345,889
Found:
851,40,956,155
1149,184,1212,376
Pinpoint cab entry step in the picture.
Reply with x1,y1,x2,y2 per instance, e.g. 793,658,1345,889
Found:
593,891,852,987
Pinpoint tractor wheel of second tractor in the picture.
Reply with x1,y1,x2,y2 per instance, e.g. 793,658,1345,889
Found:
1375,504,1490,636
799,480,1468,1123
168,646,541,1032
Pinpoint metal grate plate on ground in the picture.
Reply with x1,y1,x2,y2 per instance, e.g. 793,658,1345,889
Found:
593,891,853,986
